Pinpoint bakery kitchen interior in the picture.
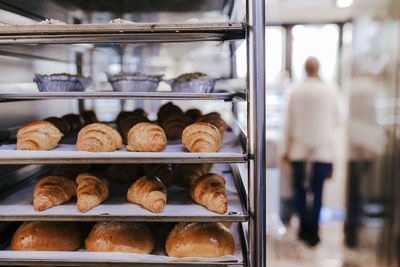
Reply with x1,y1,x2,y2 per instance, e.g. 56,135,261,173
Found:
0,0,399,267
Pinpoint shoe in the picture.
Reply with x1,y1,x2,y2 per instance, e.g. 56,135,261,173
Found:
305,234,320,247
298,226,309,242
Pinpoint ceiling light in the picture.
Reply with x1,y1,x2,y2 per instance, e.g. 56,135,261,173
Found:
336,0,354,8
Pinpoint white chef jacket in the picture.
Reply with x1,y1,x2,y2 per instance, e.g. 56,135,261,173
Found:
283,77,340,162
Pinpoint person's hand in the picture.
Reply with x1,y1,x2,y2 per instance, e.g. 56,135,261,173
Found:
281,153,289,162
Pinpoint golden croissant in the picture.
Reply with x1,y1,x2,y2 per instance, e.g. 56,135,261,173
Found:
44,117,71,135
57,164,91,180
161,113,192,140
190,173,227,214
76,173,109,213
62,114,84,132
182,122,222,153
143,164,173,186
127,176,167,213
33,175,77,212
157,102,183,123
126,122,167,152
196,112,226,136
108,164,143,184
178,163,213,188
117,112,149,138
17,120,63,150
76,123,122,152
185,108,202,121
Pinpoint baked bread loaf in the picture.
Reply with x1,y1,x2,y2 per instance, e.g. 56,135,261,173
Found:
190,173,227,214
62,114,84,132
157,102,183,123
76,123,122,152
108,164,143,184
57,164,91,180
178,163,213,188
33,175,77,212
76,173,109,213
143,164,173,186
126,122,167,152
196,112,226,136
11,222,81,251
81,110,98,125
182,122,222,153
17,120,63,150
85,222,154,253
44,116,71,135
127,176,167,213
161,113,192,140
185,108,202,121
165,222,234,258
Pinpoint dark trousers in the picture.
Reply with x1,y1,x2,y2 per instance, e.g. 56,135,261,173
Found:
291,161,332,235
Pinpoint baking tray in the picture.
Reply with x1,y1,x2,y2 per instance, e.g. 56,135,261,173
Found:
0,223,245,266
0,130,246,164
0,164,247,222
0,22,245,44
0,91,246,101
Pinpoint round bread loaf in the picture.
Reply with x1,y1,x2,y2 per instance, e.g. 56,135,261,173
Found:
165,222,234,258
85,222,154,253
11,222,81,251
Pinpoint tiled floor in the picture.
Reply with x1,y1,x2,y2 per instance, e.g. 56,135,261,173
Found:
267,218,381,267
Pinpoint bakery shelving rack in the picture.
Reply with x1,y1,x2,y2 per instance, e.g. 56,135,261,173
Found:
0,0,266,267
0,91,246,101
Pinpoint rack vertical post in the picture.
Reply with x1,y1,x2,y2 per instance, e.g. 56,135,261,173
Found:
247,0,266,266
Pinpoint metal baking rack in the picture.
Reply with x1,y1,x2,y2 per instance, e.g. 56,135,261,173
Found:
0,223,246,267
0,164,247,222
0,0,265,266
0,91,246,101
0,22,245,44
0,126,247,164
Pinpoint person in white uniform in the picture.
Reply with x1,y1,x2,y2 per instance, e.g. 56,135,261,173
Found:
282,56,340,246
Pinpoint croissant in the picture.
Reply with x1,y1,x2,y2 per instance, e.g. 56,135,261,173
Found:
143,164,173,186
161,113,192,140
116,109,147,126
126,122,167,152
182,122,222,153
85,222,154,253
165,222,234,258
33,175,77,212
117,113,149,138
178,163,213,188
44,117,71,135
76,173,109,213
57,164,91,180
196,112,227,136
62,114,84,132
127,176,167,213
81,110,98,125
185,108,202,121
76,123,122,152
157,102,183,123
17,121,63,150
190,173,227,214
108,164,143,184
